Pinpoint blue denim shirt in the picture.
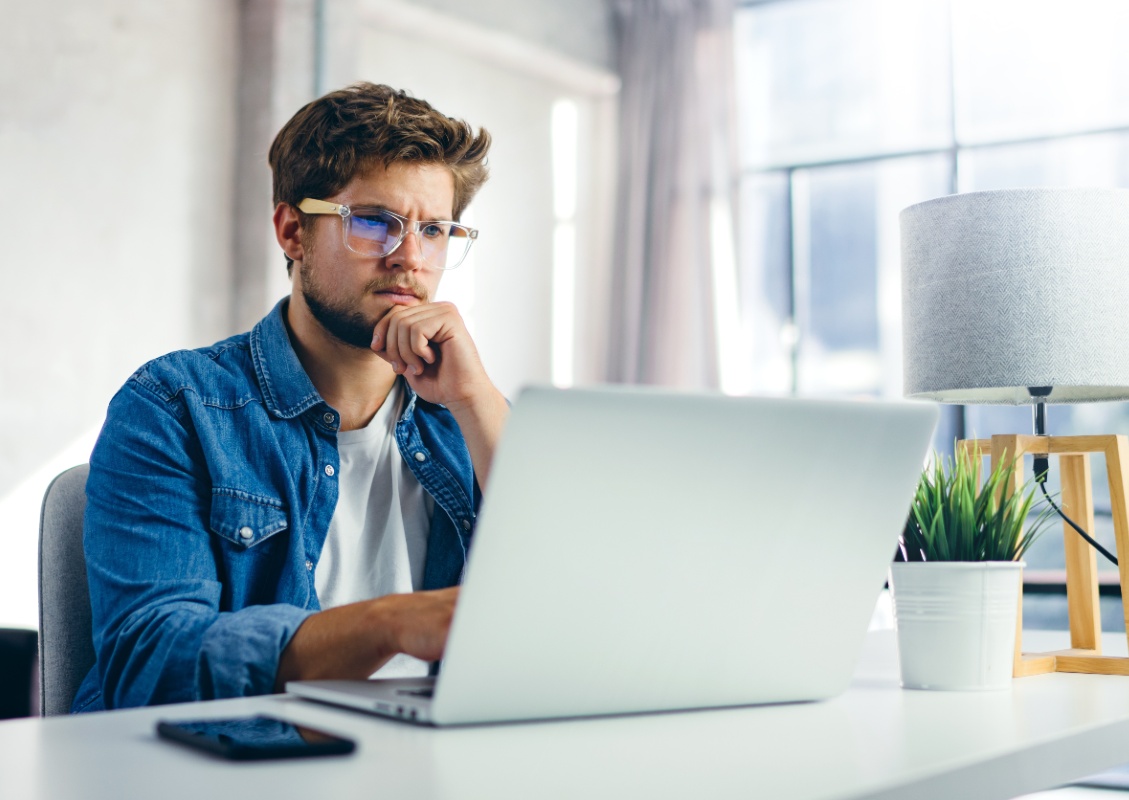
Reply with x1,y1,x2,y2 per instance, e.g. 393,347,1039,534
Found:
74,299,479,712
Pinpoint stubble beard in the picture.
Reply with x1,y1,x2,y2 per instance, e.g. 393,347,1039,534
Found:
298,255,431,350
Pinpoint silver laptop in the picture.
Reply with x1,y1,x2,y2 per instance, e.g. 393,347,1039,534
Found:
288,385,937,726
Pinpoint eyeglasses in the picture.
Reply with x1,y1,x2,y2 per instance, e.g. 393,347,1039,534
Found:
297,198,478,270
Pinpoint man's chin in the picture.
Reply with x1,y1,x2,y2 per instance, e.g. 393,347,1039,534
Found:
324,321,378,351
305,296,380,350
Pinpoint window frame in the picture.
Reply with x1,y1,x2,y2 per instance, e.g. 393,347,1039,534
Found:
734,0,1129,608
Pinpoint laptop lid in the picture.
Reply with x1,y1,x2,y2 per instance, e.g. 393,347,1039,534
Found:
426,386,937,725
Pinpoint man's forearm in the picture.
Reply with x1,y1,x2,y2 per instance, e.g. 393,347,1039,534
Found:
274,586,460,691
274,600,395,690
446,387,510,489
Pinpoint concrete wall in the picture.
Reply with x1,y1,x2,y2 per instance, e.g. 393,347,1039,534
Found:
0,0,239,628
0,0,239,497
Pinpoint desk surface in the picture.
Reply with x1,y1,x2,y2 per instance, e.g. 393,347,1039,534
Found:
5,630,1129,800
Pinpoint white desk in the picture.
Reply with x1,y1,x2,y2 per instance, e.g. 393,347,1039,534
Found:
5,630,1129,800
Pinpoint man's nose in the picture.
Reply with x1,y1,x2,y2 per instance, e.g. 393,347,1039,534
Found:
385,226,427,271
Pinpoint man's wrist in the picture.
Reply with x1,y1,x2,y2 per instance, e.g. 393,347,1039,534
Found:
365,595,401,657
443,386,509,489
444,385,507,422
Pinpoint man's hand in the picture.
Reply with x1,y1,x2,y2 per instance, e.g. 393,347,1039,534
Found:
370,301,509,486
375,586,460,663
274,587,460,690
369,301,490,410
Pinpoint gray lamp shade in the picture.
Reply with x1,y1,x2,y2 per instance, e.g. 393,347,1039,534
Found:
900,187,1129,404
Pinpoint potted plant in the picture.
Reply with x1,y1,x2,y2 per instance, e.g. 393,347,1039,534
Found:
890,447,1054,690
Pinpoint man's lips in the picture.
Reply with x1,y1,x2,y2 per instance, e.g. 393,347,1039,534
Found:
373,286,422,304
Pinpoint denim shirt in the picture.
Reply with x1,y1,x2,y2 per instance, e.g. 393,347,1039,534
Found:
74,299,479,712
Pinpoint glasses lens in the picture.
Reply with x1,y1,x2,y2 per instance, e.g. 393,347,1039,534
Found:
419,223,474,270
346,210,401,256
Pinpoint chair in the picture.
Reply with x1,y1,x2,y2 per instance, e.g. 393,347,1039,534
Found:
38,464,93,716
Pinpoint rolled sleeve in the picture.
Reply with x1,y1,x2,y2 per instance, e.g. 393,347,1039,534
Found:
196,602,314,700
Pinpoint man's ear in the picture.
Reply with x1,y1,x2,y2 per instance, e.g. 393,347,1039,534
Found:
273,203,307,263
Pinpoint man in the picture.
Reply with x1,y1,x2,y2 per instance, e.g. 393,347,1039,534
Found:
74,83,508,711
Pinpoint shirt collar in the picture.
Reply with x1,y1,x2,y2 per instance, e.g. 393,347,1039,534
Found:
250,298,324,419
250,297,423,422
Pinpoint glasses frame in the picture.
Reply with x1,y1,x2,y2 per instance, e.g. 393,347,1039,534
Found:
297,198,478,270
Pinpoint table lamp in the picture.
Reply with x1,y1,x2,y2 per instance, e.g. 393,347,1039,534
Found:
900,187,1129,677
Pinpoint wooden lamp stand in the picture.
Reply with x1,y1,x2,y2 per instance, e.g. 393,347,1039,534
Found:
959,434,1129,677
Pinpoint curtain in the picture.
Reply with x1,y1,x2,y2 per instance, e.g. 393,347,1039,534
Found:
607,0,740,389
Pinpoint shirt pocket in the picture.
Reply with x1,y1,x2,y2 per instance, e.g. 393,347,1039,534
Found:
209,488,289,549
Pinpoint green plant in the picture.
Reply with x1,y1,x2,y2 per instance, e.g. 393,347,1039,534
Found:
899,446,1055,562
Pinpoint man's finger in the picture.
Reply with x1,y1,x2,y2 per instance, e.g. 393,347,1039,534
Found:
412,328,436,365
395,316,427,375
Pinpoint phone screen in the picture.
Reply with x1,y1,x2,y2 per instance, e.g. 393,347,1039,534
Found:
156,715,356,760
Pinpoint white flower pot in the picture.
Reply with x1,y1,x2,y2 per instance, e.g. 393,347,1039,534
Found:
889,561,1024,691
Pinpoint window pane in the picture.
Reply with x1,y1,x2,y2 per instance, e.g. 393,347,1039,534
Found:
736,172,792,394
791,154,952,397
953,0,1129,144
958,131,1129,191
735,0,952,169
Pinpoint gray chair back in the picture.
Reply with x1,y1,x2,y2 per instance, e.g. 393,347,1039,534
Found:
38,464,93,716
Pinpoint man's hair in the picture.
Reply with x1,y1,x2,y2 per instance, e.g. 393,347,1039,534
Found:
269,82,491,272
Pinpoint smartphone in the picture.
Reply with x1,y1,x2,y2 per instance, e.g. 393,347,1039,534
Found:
156,715,356,760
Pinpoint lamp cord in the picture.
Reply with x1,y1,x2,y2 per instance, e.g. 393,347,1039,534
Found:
1037,478,1119,566
1028,395,1119,567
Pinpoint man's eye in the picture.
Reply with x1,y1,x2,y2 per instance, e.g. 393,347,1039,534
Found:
421,223,449,239
353,215,392,239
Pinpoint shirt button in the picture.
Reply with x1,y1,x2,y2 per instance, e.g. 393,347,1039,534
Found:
462,519,471,531
238,526,253,541
325,464,335,477
322,412,335,425
414,452,427,462
305,559,313,571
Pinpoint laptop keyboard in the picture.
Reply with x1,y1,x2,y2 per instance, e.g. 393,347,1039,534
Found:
396,688,434,698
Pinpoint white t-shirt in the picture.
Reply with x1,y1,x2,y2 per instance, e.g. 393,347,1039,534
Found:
314,382,434,678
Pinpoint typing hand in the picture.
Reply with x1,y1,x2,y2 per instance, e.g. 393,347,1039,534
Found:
376,586,461,663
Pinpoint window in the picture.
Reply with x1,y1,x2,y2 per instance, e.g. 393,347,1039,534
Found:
734,0,1129,628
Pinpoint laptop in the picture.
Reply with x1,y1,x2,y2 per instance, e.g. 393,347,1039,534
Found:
288,385,938,726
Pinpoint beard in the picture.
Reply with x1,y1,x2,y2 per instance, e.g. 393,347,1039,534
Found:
302,283,377,350
298,253,431,350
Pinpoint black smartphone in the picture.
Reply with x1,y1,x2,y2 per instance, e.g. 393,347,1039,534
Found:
156,715,356,760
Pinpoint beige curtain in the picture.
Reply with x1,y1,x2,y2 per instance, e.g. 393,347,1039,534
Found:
607,0,739,388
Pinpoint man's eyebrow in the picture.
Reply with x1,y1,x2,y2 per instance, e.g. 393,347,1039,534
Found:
348,202,390,211
351,204,458,221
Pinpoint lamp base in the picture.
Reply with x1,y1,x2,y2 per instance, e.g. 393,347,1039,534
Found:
959,434,1129,678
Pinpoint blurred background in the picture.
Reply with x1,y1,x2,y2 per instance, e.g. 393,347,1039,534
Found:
3,0,1129,714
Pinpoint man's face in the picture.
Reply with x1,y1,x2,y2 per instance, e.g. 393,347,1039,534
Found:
295,161,455,349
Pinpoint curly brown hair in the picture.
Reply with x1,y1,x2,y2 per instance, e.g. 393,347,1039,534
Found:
269,82,491,272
